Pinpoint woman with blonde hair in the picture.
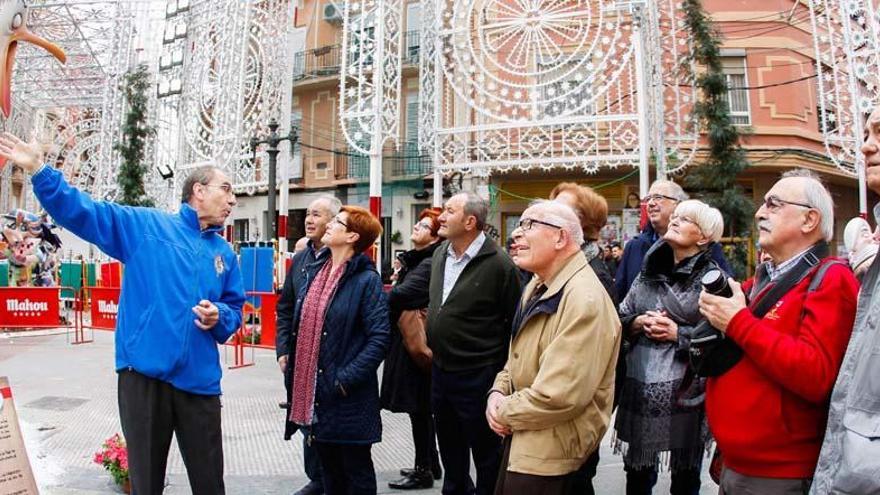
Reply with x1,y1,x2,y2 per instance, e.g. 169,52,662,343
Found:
614,200,723,495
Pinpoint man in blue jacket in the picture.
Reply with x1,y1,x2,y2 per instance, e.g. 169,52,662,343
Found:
616,180,731,301
276,195,340,495
0,132,245,495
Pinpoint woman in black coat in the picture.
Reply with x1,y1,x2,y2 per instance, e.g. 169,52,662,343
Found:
381,207,444,489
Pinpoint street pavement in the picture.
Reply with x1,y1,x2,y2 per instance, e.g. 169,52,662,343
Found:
0,329,715,494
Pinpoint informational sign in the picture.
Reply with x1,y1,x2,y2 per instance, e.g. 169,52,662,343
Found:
600,215,621,245
89,287,120,330
0,377,38,494
0,287,60,328
622,208,642,244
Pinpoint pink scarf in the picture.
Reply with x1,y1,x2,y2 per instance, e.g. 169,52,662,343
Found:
290,260,346,425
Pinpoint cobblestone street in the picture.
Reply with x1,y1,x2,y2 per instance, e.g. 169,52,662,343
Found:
0,330,713,494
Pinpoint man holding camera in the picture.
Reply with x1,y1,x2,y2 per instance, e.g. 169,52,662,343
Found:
699,170,858,494
812,104,880,494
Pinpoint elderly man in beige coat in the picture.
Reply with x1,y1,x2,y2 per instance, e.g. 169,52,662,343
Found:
486,200,621,493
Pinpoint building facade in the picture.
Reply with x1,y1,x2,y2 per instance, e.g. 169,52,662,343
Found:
230,0,868,270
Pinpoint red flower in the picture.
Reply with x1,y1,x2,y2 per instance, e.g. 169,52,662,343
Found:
95,434,129,486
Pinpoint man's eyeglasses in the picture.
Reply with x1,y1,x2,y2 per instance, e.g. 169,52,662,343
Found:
517,217,562,231
763,195,813,212
204,183,234,195
642,193,678,203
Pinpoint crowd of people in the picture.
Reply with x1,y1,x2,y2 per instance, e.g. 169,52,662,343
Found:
0,104,879,495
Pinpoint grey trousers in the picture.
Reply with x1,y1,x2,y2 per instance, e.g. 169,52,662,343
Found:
720,466,811,495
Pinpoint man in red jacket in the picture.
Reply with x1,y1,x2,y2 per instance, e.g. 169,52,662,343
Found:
699,169,858,494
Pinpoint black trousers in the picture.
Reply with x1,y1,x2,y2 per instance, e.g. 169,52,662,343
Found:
432,364,503,495
410,411,439,470
314,441,376,495
118,369,224,495
624,463,701,495
301,428,323,484
571,448,599,494
494,437,577,495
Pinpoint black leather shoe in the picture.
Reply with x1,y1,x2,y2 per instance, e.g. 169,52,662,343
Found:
388,469,433,490
293,480,324,495
400,460,442,480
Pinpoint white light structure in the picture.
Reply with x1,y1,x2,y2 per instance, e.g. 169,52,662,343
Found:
155,0,296,217
339,0,403,264
809,0,880,215
1,0,138,212
417,0,699,201
1,0,296,220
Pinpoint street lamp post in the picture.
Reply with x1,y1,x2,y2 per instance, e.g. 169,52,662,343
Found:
250,118,298,242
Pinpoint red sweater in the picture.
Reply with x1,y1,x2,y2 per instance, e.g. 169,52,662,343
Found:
705,261,858,479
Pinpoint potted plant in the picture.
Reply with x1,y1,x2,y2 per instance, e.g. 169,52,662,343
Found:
94,433,130,493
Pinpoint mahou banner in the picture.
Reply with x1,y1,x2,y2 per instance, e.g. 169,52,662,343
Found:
89,287,120,330
0,288,60,328
0,377,38,494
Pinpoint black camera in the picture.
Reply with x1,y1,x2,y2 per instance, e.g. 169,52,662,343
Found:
689,269,743,377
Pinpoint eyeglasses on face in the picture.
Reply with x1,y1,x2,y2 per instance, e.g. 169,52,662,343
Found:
642,193,678,203
517,217,562,231
203,183,234,195
413,221,433,231
330,216,349,229
762,195,812,212
670,214,702,232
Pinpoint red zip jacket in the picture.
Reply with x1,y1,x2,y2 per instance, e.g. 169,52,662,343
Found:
706,260,858,478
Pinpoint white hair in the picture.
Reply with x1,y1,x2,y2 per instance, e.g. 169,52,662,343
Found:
674,200,724,244
844,217,871,253
781,169,834,241
650,179,689,202
527,200,584,247
310,195,342,216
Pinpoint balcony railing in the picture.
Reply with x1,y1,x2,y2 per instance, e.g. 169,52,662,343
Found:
334,150,370,181
333,142,432,181
390,141,431,177
293,32,418,81
293,45,342,81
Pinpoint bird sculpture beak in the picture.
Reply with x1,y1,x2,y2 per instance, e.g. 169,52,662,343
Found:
0,27,66,118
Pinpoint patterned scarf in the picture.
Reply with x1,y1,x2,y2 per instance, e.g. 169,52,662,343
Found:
290,260,347,425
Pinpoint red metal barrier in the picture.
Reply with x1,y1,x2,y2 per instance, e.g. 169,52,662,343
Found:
0,287,62,328
0,286,84,343
78,286,120,332
225,291,280,369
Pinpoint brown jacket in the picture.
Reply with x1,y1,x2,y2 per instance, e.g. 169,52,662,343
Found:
492,252,621,476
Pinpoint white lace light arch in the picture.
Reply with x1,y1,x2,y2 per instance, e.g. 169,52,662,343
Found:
809,0,879,212
419,0,699,177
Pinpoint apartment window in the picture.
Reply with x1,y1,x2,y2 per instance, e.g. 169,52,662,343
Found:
234,218,249,243
721,57,751,125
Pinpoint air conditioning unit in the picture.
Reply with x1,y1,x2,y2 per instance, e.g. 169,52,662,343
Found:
323,2,344,25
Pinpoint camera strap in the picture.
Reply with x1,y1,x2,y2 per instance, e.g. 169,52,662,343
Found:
749,241,829,318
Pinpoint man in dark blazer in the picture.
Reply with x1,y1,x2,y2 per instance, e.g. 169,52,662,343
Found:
427,192,523,495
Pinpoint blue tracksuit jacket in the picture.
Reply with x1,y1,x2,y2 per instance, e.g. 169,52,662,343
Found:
31,165,245,395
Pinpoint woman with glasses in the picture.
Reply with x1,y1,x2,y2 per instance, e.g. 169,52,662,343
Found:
613,200,723,495
381,208,445,489
282,205,389,494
